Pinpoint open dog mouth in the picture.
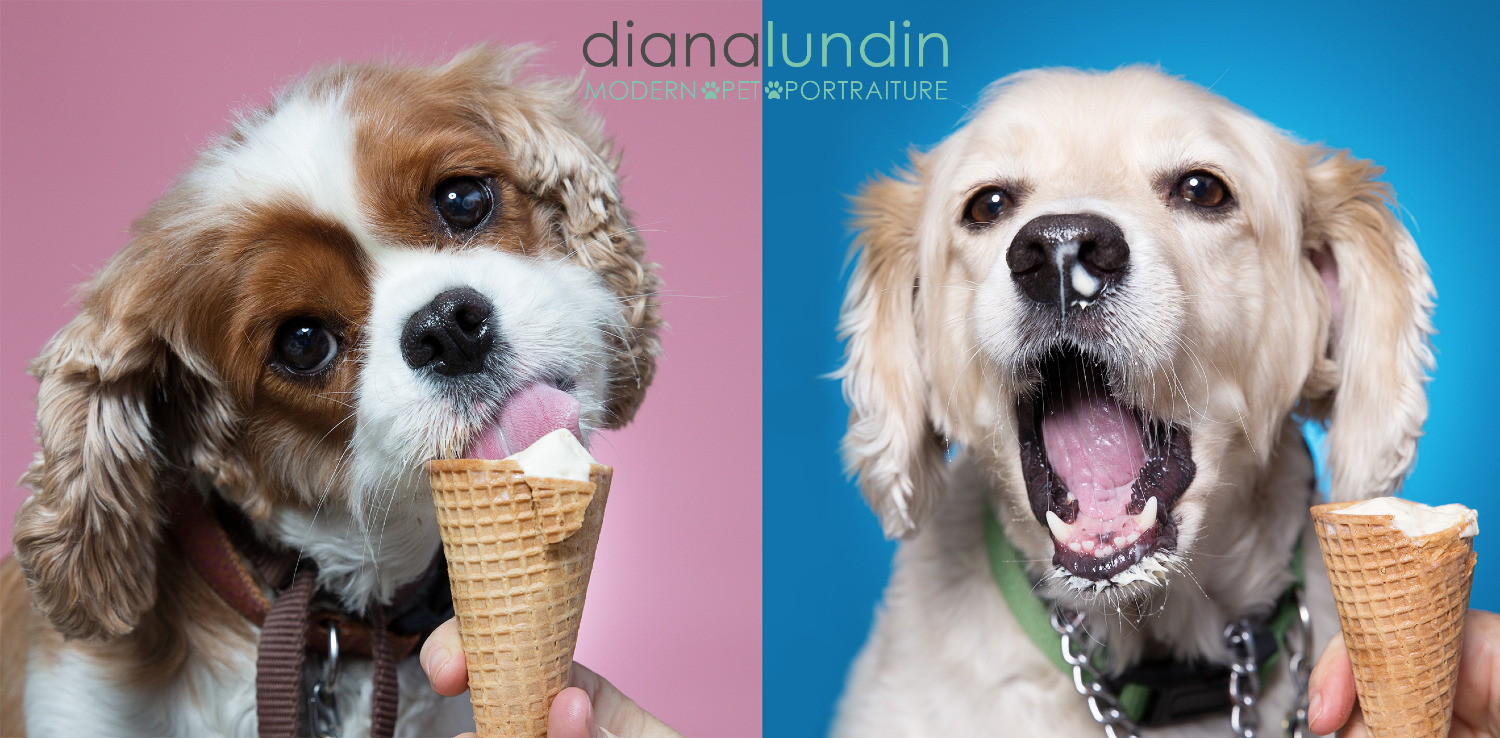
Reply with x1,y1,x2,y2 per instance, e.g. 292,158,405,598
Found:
1018,348,1195,583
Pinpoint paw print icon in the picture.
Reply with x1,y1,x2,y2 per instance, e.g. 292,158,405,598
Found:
702,82,720,100
765,81,782,100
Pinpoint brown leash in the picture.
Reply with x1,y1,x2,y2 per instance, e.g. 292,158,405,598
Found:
257,567,319,738
368,604,399,738
174,494,445,738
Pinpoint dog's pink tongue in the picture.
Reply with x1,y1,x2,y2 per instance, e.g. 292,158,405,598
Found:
463,383,581,459
1041,391,1145,519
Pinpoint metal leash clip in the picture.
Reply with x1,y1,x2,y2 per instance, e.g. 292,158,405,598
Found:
307,618,343,738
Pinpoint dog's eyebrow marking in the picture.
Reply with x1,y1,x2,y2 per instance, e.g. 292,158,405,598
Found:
201,87,391,259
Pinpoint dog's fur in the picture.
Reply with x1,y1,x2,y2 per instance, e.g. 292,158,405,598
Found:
833,67,1433,736
2,46,660,737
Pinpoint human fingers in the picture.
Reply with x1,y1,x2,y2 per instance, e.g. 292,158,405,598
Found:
420,617,470,697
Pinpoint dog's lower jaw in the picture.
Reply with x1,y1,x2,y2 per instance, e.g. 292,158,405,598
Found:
1046,550,1178,594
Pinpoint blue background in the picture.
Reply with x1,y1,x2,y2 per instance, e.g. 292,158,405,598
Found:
762,1,1500,735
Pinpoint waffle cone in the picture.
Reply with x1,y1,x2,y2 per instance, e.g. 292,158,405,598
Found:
1311,501,1476,738
428,459,613,738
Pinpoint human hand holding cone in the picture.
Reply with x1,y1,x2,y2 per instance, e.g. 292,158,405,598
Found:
1311,498,1478,738
428,428,612,738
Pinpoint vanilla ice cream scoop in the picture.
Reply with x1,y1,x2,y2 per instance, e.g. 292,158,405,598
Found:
1331,496,1478,538
503,427,595,482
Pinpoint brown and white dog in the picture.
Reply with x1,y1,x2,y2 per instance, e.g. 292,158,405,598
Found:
833,67,1433,736
1,46,659,737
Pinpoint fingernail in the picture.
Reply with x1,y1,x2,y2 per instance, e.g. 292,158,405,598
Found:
426,647,451,676
1308,690,1323,725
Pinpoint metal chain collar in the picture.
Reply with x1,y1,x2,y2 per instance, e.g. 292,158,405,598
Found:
1224,621,1262,737
1282,593,1315,738
1051,608,1144,738
1050,586,1312,738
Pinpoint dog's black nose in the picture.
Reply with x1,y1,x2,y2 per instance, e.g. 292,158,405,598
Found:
1007,214,1129,307
401,287,496,376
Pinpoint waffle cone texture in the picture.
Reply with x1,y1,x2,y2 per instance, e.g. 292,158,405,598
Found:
428,459,613,738
1311,501,1476,738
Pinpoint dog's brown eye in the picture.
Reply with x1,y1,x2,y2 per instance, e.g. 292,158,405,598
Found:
964,186,1015,225
433,177,494,230
1176,171,1230,208
273,318,338,375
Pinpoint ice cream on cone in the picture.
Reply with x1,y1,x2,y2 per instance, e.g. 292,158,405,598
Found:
428,429,612,738
1311,497,1478,738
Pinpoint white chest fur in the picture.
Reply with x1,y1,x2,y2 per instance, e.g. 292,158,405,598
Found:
24,636,471,737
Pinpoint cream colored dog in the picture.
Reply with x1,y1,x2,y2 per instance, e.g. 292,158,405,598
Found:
834,66,1433,736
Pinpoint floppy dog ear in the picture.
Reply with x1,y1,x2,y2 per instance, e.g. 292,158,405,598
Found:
1300,148,1435,502
13,290,170,640
452,45,662,428
839,165,947,539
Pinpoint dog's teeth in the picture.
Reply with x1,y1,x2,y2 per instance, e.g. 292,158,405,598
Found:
1068,541,1083,553
1081,540,1096,552
1112,535,1126,547
1095,545,1115,558
1046,510,1074,543
1133,497,1159,532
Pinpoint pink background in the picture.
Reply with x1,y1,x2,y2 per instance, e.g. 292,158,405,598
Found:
0,2,761,735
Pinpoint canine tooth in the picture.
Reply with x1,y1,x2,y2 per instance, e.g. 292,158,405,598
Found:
1046,510,1073,542
1134,497,1159,531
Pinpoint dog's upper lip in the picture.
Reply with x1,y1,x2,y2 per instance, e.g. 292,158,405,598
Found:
1018,347,1195,580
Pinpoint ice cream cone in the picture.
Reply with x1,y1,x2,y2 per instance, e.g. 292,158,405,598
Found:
1311,500,1477,738
428,458,613,738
